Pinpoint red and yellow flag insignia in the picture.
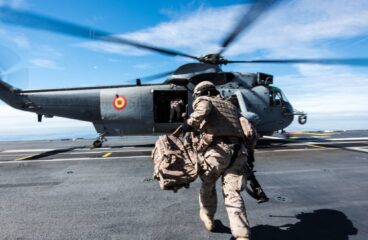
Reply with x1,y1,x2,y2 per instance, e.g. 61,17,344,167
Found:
113,95,127,110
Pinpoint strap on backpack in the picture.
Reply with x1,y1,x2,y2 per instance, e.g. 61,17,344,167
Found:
172,125,183,138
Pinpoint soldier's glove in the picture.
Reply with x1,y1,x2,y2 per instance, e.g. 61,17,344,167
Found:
182,121,194,133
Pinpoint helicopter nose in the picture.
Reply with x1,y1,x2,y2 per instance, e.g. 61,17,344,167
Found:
282,102,294,115
281,102,295,127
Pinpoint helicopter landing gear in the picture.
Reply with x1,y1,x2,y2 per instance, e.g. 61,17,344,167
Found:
292,109,307,125
298,114,307,125
92,132,107,148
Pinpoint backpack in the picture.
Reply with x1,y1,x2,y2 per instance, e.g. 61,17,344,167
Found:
151,133,198,193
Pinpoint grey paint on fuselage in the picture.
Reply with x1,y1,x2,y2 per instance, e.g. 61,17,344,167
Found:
215,73,294,133
0,71,295,138
96,84,188,136
25,90,101,121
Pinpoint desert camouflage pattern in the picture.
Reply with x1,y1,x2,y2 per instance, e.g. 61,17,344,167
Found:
152,134,198,192
187,96,243,138
199,140,250,238
187,95,250,239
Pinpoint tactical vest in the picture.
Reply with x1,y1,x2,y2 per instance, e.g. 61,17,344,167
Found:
196,96,243,138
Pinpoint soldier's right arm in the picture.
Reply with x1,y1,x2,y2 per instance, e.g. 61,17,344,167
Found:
187,97,212,129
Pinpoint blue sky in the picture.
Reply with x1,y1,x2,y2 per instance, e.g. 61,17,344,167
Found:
0,0,367,140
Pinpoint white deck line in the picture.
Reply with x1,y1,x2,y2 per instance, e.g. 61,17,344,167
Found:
287,140,368,146
345,147,368,153
2,149,55,153
257,166,368,175
0,155,150,164
328,137,368,141
256,148,333,153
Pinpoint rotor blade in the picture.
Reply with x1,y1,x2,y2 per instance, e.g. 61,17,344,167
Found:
220,0,281,54
0,45,29,87
227,58,368,66
0,44,20,71
0,7,199,61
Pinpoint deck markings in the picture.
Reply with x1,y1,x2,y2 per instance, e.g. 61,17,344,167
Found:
345,147,368,153
286,131,335,136
309,144,326,149
102,152,112,158
257,148,333,153
328,137,368,141
68,149,152,155
15,155,34,161
3,149,54,153
0,155,149,164
257,165,368,175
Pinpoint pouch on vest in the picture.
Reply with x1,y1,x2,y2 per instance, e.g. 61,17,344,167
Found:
151,131,198,193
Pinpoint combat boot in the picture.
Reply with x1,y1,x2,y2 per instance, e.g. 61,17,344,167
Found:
199,209,215,231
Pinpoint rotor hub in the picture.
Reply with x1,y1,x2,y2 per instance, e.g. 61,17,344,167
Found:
199,54,228,65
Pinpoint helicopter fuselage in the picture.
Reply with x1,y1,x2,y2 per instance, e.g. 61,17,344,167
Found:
0,71,296,138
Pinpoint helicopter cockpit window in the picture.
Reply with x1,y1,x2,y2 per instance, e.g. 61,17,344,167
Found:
280,90,289,103
269,88,286,106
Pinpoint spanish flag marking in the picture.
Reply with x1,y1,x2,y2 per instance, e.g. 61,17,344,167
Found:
113,95,128,110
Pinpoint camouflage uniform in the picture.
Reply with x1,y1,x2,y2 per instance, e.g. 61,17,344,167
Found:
169,98,184,122
186,84,251,240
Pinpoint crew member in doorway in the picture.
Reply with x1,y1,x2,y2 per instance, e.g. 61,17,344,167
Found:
169,98,184,123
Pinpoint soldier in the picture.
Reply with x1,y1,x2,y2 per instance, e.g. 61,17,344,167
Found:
182,81,250,240
169,98,184,123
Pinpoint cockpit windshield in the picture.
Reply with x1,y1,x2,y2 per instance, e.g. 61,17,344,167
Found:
269,87,289,106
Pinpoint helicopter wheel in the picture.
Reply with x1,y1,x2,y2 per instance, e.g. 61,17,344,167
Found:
298,115,307,125
93,140,103,148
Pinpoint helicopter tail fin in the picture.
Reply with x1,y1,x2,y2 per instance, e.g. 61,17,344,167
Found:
0,78,24,109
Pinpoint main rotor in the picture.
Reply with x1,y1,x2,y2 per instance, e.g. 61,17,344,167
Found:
199,54,228,65
0,0,368,82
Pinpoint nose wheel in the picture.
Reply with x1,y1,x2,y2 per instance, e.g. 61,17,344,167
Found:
298,114,307,125
93,140,103,148
92,133,107,148
292,109,307,125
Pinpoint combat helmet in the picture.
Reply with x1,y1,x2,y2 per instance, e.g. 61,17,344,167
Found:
193,81,218,97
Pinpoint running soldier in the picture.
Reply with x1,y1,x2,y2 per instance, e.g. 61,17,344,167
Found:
182,81,250,240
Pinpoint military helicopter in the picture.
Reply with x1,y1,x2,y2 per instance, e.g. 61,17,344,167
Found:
0,0,367,147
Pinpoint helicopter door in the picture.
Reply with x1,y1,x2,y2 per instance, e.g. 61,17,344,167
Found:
153,90,188,124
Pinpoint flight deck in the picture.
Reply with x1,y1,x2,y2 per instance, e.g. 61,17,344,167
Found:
0,130,367,240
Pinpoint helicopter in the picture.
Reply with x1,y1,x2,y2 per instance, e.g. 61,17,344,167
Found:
0,0,367,148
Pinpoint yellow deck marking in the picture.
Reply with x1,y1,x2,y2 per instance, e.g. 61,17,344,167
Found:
309,144,326,149
15,155,34,161
102,152,112,158
288,136,301,139
288,131,334,136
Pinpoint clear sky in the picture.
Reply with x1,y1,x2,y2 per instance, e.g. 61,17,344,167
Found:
0,0,367,140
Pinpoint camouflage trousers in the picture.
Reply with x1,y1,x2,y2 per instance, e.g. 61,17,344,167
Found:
199,140,250,239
